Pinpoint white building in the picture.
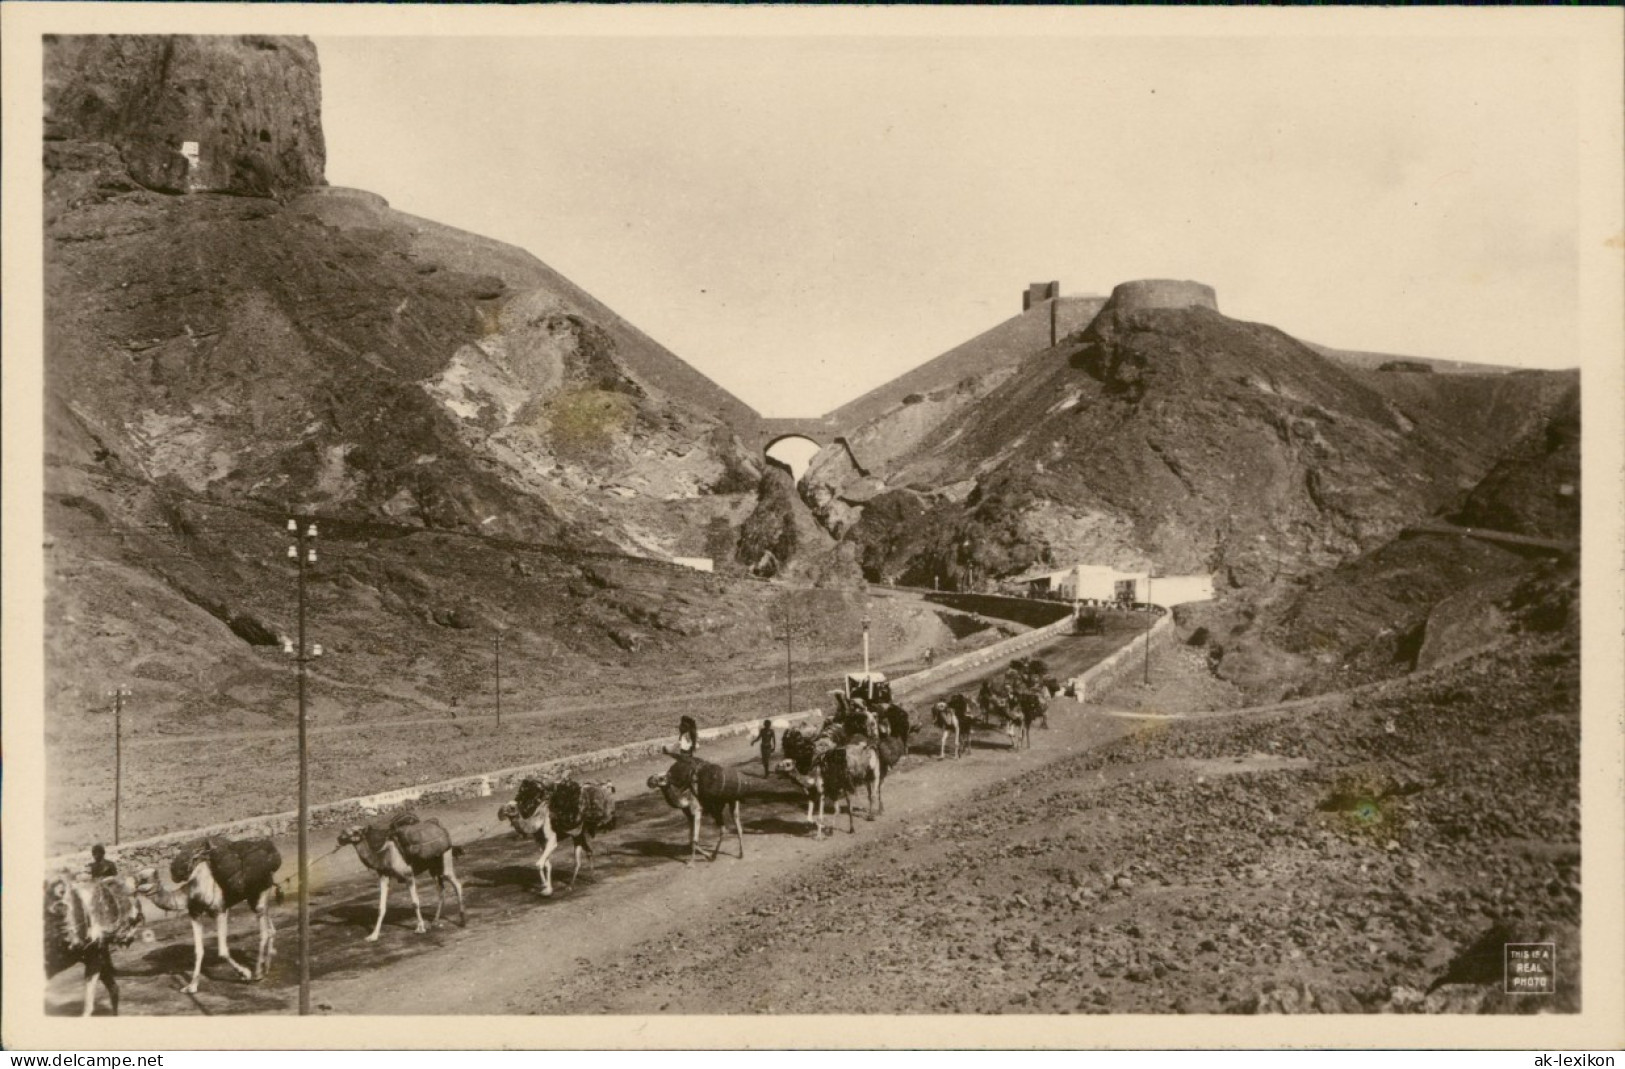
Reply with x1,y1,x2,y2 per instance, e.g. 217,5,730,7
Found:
672,557,714,573
1053,565,1214,607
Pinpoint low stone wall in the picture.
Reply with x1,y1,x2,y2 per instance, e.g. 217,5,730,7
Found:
48,707,828,873
49,602,1139,873
1070,612,1177,702
920,591,1074,630
891,614,1077,698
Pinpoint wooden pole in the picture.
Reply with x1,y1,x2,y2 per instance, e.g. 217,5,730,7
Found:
112,688,125,845
495,632,503,731
1143,574,1153,685
295,521,310,1017
785,603,794,715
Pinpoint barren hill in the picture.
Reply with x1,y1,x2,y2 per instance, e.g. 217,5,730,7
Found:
41,35,936,848
807,286,1574,597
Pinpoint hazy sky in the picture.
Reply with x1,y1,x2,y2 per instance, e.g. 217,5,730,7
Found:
316,32,1580,417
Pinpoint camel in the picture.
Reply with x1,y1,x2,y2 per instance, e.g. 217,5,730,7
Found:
647,754,747,862
336,814,466,941
498,776,616,896
45,872,148,1016
777,737,882,836
1012,688,1048,750
135,837,281,994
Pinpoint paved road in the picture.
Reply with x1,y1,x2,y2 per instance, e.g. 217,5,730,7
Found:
48,632,1136,1017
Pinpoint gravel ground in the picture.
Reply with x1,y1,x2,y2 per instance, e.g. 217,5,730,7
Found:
527,634,1581,1016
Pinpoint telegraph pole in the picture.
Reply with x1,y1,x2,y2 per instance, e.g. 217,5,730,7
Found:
862,607,871,675
1143,572,1154,685
494,631,504,731
284,517,321,1017
783,602,794,715
109,685,131,845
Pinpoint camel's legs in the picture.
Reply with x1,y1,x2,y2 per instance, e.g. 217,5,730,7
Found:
80,955,101,1017
217,911,252,980
407,874,427,933
535,829,558,896
431,867,446,925
255,894,275,978
183,917,206,994
102,948,120,1016
733,802,745,859
569,843,584,887
846,791,856,834
366,875,389,941
442,852,467,926
711,812,727,861
687,807,702,864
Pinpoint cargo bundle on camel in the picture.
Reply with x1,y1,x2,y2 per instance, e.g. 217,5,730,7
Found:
45,871,150,1016
498,775,617,897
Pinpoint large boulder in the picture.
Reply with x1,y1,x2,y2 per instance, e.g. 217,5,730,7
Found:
44,35,326,198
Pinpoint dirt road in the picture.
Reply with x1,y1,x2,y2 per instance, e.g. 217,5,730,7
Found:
49,633,1133,1016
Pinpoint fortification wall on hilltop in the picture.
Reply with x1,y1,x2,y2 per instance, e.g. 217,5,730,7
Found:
1054,295,1108,339
1105,279,1219,313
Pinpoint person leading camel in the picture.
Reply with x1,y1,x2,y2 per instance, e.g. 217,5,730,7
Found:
87,844,118,879
677,715,699,755
748,718,777,776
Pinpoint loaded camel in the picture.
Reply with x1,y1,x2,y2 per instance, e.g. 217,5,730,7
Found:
777,724,882,835
45,871,148,1016
134,837,281,994
498,775,617,896
337,812,466,941
1011,688,1049,750
647,753,748,862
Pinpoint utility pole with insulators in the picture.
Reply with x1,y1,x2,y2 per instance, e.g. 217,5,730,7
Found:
1143,572,1155,686
783,602,794,715
283,517,322,1017
109,685,131,845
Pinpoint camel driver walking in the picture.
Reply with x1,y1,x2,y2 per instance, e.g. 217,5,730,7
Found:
87,844,118,879
748,718,777,777
677,715,699,756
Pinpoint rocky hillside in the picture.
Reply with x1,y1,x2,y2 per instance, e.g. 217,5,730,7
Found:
1189,382,1580,702
808,287,1573,596
40,34,900,819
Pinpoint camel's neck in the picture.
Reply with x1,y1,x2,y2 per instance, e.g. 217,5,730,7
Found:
509,807,549,839
352,837,408,876
142,869,193,913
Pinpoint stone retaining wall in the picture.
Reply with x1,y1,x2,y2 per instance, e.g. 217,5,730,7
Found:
890,614,1077,697
1070,612,1178,702
48,603,1145,873
47,708,829,873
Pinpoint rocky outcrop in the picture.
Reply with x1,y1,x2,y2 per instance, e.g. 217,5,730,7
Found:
44,35,326,198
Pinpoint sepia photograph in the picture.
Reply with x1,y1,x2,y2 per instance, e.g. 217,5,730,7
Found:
3,2,1622,1052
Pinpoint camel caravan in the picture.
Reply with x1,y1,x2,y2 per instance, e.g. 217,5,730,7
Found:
51,653,1065,1012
